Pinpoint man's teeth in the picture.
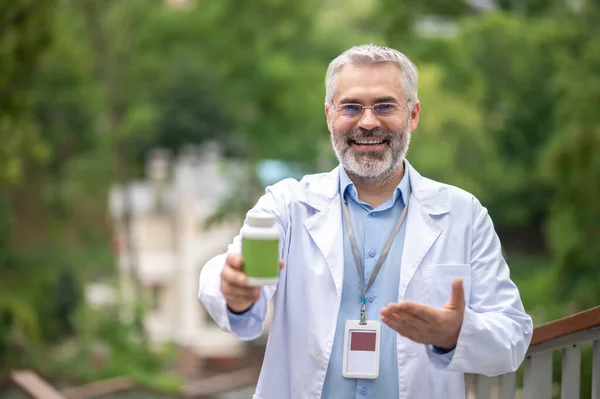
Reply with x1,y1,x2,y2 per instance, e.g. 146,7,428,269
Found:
354,139,384,144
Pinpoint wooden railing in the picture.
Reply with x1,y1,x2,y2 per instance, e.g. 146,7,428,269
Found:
2,367,260,398
0,370,66,399
470,305,600,399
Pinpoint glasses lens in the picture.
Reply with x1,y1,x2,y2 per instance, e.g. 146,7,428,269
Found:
374,103,397,116
339,104,363,117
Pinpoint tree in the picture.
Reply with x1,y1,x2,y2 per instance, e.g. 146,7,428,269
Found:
541,1,600,312
0,0,57,366
0,0,56,186
439,14,562,230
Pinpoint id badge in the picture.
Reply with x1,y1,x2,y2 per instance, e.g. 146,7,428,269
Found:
342,320,381,379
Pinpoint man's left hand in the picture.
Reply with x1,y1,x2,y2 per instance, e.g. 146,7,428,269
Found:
380,278,465,351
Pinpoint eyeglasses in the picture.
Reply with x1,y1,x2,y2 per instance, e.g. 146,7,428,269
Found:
333,100,410,118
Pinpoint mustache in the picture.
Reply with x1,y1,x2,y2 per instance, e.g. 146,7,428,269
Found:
345,128,394,142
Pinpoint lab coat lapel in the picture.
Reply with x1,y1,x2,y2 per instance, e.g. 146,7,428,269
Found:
301,168,344,298
398,161,450,300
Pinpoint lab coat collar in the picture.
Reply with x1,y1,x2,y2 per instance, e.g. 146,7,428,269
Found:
300,159,449,299
300,159,451,216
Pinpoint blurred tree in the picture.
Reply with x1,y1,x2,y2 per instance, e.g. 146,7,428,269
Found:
185,0,332,165
21,1,105,232
129,53,233,162
26,266,82,344
73,0,166,344
439,14,562,230
496,0,566,16
0,196,14,363
0,0,57,367
542,0,600,313
377,0,469,45
407,65,502,206
0,311,12,363
377,2,570,234
0,196,15,269
0,0,56,186
53,267,82,338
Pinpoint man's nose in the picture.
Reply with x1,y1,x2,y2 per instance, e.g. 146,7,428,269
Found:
356,108,381,131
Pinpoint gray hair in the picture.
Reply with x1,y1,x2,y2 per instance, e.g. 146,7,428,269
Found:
325,44,418,107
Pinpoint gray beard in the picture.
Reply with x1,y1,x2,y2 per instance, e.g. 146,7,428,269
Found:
330,118,411,183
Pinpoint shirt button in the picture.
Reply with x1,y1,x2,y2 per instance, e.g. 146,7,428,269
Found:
367,295,374,303
314,349,321,358
368,250,376,257
360,387,368,395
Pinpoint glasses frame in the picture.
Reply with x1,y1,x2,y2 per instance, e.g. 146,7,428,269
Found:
332,100,411,119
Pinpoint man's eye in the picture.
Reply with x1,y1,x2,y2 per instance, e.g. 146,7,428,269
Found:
376,103,395,111
341,104,362,112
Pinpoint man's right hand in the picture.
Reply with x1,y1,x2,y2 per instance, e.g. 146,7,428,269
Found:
220,253,261,313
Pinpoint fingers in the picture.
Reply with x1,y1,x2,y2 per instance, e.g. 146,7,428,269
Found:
381,311,427,343
221,254,258,312
221,254,284,313
222,260,248,287
222,283,261,302
382,305,428,331
225,253,244,271
381,303,424,341
221,254,284,312
381,300,463,348
449,278,465,309
382,302,439,324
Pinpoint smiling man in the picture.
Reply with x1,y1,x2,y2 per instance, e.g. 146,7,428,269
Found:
198,44,533,399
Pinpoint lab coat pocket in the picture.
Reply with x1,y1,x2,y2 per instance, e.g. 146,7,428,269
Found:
422,264,471,308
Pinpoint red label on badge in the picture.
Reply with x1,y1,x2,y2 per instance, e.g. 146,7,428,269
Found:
350,331,376,351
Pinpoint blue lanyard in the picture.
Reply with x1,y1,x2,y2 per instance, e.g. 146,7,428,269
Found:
341,189,410,324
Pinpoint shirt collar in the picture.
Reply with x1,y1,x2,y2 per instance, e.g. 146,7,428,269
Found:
338,162,411,208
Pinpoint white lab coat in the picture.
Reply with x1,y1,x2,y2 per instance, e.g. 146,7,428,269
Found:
198,161,533,399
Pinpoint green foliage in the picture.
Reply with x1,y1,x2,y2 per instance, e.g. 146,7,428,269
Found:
0,290,42,367
541,22,600,308
416,14,562,229
52,267,83,337
0,0,56,186
187,0,331,165
496,0,567,16
47,305,181,392
408,65,500,204
0,196,14,268
376,0,468,46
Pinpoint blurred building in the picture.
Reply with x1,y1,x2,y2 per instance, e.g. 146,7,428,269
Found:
107,142,251,374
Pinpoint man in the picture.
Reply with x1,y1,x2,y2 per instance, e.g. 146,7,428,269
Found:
198,44,533,399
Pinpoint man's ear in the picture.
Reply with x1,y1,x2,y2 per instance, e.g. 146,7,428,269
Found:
325,103,333,133
410,101,421,132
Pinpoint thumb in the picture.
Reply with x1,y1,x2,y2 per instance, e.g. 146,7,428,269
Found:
448,278,465,310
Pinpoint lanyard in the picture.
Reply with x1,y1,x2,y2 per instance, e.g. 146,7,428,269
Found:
341,189,410,324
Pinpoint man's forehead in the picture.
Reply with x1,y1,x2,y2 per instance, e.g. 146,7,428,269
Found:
335,63,404,102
